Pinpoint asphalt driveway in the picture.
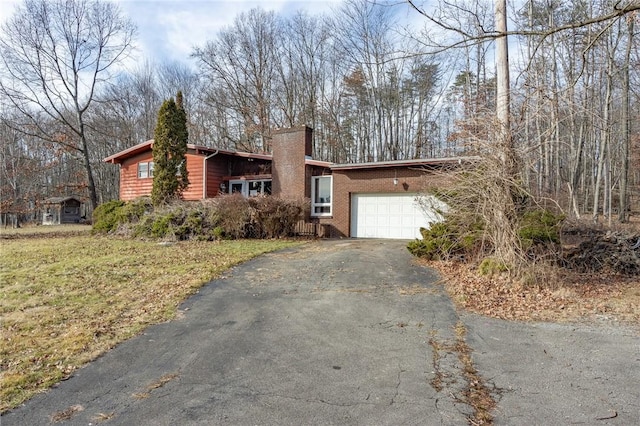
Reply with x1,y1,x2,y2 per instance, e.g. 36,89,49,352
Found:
3,239,639,425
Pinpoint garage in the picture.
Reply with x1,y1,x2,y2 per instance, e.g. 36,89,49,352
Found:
350,193,446,239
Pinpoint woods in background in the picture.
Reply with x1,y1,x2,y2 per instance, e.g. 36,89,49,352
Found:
1,0,638,225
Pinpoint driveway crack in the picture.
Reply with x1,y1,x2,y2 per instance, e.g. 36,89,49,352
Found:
428,322,498,424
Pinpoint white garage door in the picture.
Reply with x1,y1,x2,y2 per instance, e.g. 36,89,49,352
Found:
351,193,445,239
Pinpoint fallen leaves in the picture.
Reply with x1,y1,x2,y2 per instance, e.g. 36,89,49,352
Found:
420,259,640,326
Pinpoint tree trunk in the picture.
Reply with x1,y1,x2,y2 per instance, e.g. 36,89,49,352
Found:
618,17,633,223
593,50,614,223
493,0,518,264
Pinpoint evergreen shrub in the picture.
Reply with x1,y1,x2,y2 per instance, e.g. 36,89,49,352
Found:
92,200,125,233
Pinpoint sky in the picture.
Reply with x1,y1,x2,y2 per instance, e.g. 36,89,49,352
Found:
0,0,345,65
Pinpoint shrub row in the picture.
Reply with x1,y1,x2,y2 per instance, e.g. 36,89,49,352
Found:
407,208,564,261
92,195,308,240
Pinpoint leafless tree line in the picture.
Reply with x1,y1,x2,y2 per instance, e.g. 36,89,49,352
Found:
1,0,638,225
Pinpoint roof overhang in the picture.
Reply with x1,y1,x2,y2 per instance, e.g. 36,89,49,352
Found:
43,196,83,204
104,139,274,164
330,156,480,171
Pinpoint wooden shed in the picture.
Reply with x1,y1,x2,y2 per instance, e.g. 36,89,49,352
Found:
42,196,83,225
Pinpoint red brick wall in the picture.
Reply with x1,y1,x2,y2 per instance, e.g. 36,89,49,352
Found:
272,126,312,199
319,168,450,238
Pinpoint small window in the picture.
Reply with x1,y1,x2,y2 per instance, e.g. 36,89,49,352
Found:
248,180,272,197
137,161,154,179
311,176,332,217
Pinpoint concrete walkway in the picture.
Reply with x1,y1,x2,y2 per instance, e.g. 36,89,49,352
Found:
3,239,639,425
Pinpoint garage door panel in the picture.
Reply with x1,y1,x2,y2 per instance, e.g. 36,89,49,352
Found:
351,193,445,239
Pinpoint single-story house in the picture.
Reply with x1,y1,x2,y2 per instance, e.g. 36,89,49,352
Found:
42,196,84,225
105,126,474,239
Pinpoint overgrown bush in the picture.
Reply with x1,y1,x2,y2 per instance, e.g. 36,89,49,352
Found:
117,198,152,224
211,194,251,239
93,198,153,234
407,217,483,260
248,196,306,238
92,200,125,233
150,213,176,238
478,257,508,277
93,196,309,240
518,209,564,249
133,203,212,240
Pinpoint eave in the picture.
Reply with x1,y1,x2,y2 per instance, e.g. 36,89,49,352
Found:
330,156,481,171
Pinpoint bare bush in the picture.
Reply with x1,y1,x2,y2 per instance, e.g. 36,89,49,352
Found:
208,194,251,239
248,196,308,238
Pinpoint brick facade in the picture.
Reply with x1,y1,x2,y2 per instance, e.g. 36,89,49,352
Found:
108,127,464,240
271,126,313,200
267,126,456,238
318,167,450,238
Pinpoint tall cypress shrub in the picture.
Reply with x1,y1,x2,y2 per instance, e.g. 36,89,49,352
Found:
152,91,189,206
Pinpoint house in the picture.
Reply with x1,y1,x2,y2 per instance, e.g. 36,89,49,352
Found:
105,126,473,239
42,196,84,225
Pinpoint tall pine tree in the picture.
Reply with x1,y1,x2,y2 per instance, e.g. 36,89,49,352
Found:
152,91,189,206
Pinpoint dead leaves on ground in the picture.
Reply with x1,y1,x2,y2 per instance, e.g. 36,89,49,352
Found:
421,259,640,325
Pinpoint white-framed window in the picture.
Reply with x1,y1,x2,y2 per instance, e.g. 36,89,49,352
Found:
311,176,332,217
138,161,154,179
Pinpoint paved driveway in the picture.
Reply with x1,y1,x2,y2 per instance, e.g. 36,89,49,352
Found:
3,239,639,425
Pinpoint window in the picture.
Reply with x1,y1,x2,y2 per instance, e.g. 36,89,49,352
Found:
64,206,79,215
311,176,332,217
137,161,154,179
249,180,272,196
229,179,272,197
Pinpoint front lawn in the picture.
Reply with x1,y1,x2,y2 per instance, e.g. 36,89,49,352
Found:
0,232,302,412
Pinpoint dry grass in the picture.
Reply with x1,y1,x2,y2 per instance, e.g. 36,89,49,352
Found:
454,322,495,425
428,324,495,424
0,224,92,238
0,231,302,412
50,404,84,422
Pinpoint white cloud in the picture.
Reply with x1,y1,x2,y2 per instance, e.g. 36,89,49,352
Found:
114,0,343,65
1,0,343,66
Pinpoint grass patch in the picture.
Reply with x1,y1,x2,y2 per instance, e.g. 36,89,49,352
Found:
0,224,92,238
0,233,302,412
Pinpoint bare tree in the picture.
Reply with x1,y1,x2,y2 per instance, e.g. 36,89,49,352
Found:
0,0,136,210
407,0,640,264
193,8,280,152
618,15,634,222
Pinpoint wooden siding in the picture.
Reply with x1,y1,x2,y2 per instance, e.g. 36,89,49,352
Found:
206,156,228,198
181,154,204,200
119,151,154,201
118,152,206,201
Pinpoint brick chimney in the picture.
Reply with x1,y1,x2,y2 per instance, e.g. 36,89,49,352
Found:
271,126,312,199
